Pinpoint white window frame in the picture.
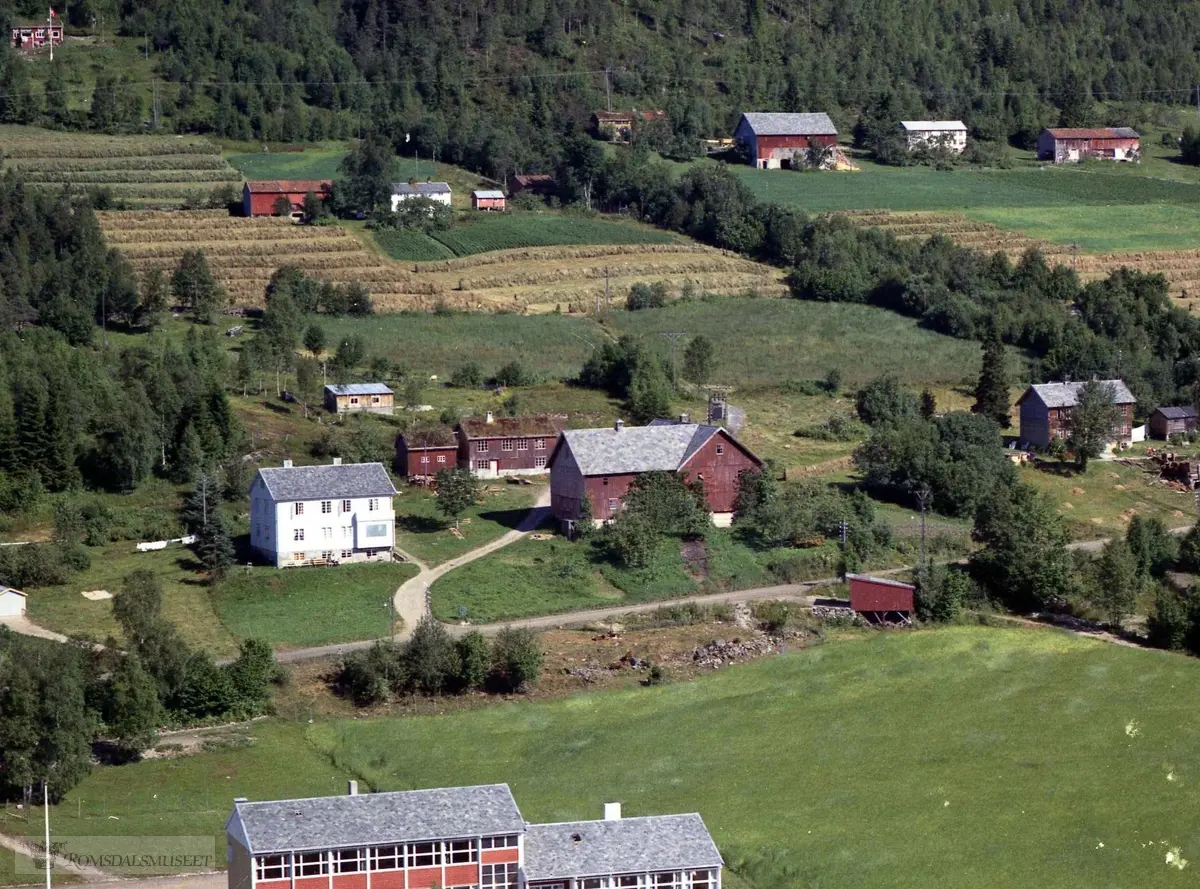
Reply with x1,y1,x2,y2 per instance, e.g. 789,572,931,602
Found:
534,456,547,468
254,855,291,881
295,852,328,877
478,440,489,453
369,846,401,872
332,848,364,874
294,502,304,516
534,438,546,450
437,454,447,463
368,498,379,512
321,500,332,514
341,549,353,559
341,499,352,513
501,439,514,452
408,842,441,868
294,529,305,542
715,444,724,456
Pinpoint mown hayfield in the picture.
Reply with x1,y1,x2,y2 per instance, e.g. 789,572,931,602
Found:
0,125,242,207
38,627,1200,889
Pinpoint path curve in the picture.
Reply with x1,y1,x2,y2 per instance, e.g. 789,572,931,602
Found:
0,614,71,643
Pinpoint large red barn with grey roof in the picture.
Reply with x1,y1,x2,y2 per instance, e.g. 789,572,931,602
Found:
243,180,333,217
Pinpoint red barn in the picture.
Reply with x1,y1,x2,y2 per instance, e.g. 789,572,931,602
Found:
456,413,562,478
549,420,763,529
1037,128,1140,164
11,23,63,49
395,427,458,479
848,574,915,625
511,174,556,198
471,189,506,211
242,180,333,217
735,112,838,169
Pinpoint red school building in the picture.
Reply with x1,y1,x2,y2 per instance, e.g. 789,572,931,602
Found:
225,784,723,889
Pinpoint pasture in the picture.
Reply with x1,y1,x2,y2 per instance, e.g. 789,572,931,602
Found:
392,483,543,567
225,149,351,182
34,627,1200,889
0,126,241,207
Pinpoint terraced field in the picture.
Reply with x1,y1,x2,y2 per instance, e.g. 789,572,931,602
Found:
99,211,786,311
846,210,1200,304
0,126,241,207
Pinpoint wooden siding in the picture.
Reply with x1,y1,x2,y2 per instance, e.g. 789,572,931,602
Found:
850,577,915,613
459,433,552,475
324,392,394,415
396,443,457,477
679,429,760,513
228,841,253,889
1020,394,1135,447
1149,411,1197,440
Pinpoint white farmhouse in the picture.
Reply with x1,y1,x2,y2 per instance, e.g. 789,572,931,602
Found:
390,181,452,212
249,459,397,568
900,120,968,154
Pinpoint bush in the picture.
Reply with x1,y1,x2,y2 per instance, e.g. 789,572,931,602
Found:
335,642,405,705
450,362,484,388
455,632,491,691
794,413,866,441
626,281,669,310
404,616,461,695
490,626,543,692
753,600,796,633
1147,586,1191,651
492,361,535,387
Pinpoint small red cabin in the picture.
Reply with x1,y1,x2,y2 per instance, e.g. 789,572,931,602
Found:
242,180,333,217
848,574,915,625
395,427,458,479
11,24,62,49
472,189,506,211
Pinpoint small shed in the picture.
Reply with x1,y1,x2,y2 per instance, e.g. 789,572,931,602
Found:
0,586,26,618
395,427,459,478
471,189,506,211
1149,406,1198,440
323,383,394,415
848,574,914,625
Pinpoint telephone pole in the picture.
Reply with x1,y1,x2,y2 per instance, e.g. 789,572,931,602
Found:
660,331,688,388
915,487,933,568
604,67,612,112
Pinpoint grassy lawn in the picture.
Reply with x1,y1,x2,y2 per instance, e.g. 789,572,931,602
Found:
373,229,457,261
393,482,542,567
225,149,349,181
299,626,1200,889
966,203,1200,252
26,544,239,659
211,563,419,649
1019,459,1193,540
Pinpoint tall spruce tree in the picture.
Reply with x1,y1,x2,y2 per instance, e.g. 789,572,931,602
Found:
973,334,1011,428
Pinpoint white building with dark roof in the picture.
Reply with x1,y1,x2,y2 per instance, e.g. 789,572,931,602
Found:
390,182,452,211
225,786,722,889
249,460,397,567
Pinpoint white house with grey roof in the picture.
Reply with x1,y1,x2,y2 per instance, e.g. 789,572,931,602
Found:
900,120,968,153
249,460,397,567
734,112,838,169
1016,379,1136,449
391,181,452,212
225,784,721,889
548,420,763,529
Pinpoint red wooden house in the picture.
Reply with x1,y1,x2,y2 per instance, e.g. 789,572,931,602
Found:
510,174,556,198
471,190,506,211
848,574,915,625
734,112,838,169
1036,128,1140,163
11,23,63,49
242,180,333,217
456,413,562,478
548,420,764,529
395,427,458,479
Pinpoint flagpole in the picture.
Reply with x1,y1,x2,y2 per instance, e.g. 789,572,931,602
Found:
43,780,51,889
48,7,53,62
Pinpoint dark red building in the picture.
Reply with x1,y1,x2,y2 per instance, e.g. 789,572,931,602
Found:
734,112,838,169
510,174,556,198
548,420,763,528
848,574,915,625
242,180,333,217
11,23,62,48
456,414,562,479
395,427,458,479
1036,127,1140,163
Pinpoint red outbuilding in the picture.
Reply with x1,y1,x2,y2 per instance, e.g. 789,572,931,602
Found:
1036,127,1140,164
471,189,506,211
734,112,839,169
242,180,333,217
11,23,62,49
395,427,458,479
456,413,562,479
848,574,915,625
549,419,763,529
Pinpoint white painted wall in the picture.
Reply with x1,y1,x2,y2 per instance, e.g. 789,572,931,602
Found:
390,191,452,212
0,589,26,617
250,480,394,568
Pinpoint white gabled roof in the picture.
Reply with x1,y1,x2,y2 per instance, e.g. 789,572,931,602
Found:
900,120,967,132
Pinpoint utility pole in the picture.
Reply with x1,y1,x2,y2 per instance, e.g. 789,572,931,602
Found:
915,487,932,569
660,331,688,388
604,66,612,112
43,779,51,889
152,81,161,130
604,266,610,310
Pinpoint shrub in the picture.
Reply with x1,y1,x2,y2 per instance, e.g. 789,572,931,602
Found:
450,362,484,388
627,281,669,310
1147,586,1191,651
753,600,796,633
493,361,534,387
490,626,543,692
335,642,405,705
455,632,491,691
404,616,461,695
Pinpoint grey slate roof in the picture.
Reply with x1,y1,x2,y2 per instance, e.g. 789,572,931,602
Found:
558,424,721,476
847,573,915,590
231,785,524,854
1155,406,1197,420
739,112,837,136
325,383,393,397
473,189,505,199
524,815,722,881
1026,380,1136,408
255,462,397,502
391,182,451,196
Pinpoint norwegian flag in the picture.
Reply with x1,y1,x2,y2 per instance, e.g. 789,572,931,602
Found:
49,7,57,18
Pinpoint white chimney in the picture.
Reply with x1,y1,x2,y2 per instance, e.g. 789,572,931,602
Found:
332,457,342,466
485,411,495,424
282,459,293,468
603,802,621,821
679,413,690,424
348,781,358,796
615,419,624,432
234,797,248,804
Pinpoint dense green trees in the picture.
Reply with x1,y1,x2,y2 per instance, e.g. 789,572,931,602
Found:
1066,381,1123,469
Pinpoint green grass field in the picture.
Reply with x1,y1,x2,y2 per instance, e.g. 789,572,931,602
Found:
373,229,456,261
966,204,1200,251
211,563,418,648
37,627,1200,889
393,483,542,566
225,149,350,181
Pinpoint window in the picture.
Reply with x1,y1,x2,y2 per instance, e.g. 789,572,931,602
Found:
476,460,490,471
293,529,305,542
342,499,351,513
607,498,618,511
689,871,714,889
715,444,724,456
534,438,546,450
364,523,389,539
342,525,351,538
322,527,332,539
481,863,518,889
582,880,605,889
652,874,682,889
372,396,381,404
478,441,489,453
368,498,379,511
293,552,305,562
447,840,476,864
294,502,304,516
321,550,334,561
295,852,328,877
437,455,447,463
501,439,514,451
617,877,643,888
409,843,441,868
254,855,291,881
516,439,528,451
321,500,332,514
534,456,547,468
421,455,429,464
481,836,519,849
341,550,353,559
332,849,364,874
350,396,360,405
370,846,401,871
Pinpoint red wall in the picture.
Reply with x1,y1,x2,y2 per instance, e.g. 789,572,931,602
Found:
459,435,553,473
371,873,406,889
755,133,837,158
583,473,640,521
407,868,443,888
332,875,367,889
679,431,760,513
247,192,306,216
473,197,505,210
481,850,519,865
849,577,914,612
397,445,457,477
